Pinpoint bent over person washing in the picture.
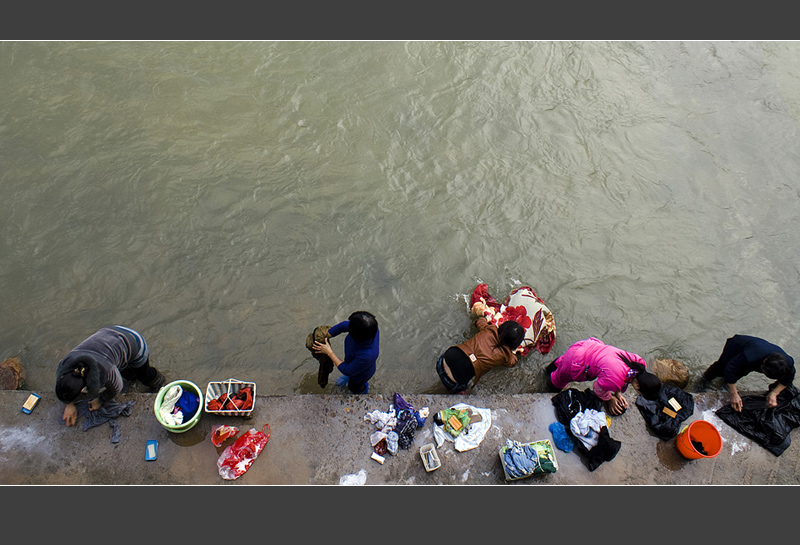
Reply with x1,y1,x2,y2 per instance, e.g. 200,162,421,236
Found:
55,325,166,426
545,337,662,415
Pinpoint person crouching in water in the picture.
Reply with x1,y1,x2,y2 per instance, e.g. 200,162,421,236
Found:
436,314,526,394
55,325,166,426
544,337,662,415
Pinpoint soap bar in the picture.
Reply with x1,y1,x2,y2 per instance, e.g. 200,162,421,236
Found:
371,452,385,464
667,397,682,411
448,415,463,431
662,406,678,418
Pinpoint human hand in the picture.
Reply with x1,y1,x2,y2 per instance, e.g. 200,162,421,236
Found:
730,392,743,412
312,339,332,357
606,395,627,416
471,301,488,316
89,398,102,412
62,403,78,426
766,391,779,408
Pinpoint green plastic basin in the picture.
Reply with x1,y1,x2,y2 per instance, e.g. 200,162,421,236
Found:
153,380,203,433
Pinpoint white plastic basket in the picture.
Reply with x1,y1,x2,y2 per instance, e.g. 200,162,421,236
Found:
204,378,257,417
420,443,441,472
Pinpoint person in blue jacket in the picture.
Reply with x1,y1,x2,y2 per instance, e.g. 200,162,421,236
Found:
697,334,796,412
312,311,379,394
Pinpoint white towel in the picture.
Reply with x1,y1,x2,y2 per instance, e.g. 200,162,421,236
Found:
159,385,184,426
570,409,607,450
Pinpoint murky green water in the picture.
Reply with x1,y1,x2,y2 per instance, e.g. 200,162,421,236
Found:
2,41,799,396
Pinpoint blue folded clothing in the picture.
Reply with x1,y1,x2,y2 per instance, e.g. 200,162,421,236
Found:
177,390,200,419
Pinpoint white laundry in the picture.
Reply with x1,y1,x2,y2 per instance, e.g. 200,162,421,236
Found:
433,403,492,452
569,409,607,450
363,409,397,433
370,430,388,447
386,431,399,455
159,384,184,426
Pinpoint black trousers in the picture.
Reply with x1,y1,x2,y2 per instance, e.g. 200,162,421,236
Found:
704,335,746,381
121,358,159,384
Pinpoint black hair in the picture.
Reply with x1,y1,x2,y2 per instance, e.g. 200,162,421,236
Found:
762,353,790,381
348,311,378,343
496,320,525,351
55,364,87,403
55,354,100,403
618,353,662,401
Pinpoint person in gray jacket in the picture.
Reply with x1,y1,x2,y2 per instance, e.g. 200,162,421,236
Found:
55,326,165,426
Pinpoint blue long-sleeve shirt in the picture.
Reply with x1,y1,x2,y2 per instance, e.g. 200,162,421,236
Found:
721,335,796,386
328,320,379,384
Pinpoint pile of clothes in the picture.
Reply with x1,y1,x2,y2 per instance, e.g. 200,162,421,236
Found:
432,403,493,452
551,388,621,471
159,384,200,426
363,393,428,456
501,439,558,479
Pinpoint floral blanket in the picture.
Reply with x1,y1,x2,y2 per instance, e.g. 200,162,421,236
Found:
469,283,557,356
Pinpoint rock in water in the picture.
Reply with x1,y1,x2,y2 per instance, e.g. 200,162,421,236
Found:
0,357,24,390
649,358,689,389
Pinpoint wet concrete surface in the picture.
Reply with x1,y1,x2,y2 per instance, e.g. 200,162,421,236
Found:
1,388,798,485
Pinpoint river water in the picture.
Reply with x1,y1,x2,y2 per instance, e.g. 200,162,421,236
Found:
2,41,799,397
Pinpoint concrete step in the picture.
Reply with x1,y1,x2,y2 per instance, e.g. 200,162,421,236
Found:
1,389,798,485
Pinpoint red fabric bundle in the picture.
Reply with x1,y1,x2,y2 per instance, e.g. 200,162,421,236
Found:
207,386,254,411
470,283,557,356
210,424,240,447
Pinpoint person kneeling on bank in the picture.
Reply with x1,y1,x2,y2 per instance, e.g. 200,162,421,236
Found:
55,325,166,426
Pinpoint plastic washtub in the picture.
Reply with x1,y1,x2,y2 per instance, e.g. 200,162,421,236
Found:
153,380,204,433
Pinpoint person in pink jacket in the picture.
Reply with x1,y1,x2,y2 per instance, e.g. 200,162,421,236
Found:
545,337,662,415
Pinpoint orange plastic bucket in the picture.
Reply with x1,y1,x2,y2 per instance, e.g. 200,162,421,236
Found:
676,420,722,459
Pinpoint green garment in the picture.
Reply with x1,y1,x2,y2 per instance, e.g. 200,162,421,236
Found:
440,408,471,437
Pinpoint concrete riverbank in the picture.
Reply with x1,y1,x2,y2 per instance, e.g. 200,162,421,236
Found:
1,389,798,485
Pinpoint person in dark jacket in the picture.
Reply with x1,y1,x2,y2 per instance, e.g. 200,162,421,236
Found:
697,334,796,412
312,311,379,394
55,326,166,426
